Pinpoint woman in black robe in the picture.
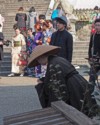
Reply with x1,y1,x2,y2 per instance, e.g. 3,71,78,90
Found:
28,45,97,117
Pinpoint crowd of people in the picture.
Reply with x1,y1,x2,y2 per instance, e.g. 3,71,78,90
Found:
4,5,73,78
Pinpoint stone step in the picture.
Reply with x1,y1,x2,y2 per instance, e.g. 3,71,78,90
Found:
73,43,89,45
72,59,88,64
0,65,11,71
6,4,49,7
73,54,88,56
3,52,11,55
73,44,89,46
0,71,11,76
73,49,88,51
73,50,88,53
73,58,88,60
72,61,88,65
3,21,13,24
3,56,11,61
3,47,11,53
73,53,88,56
1,60,11,66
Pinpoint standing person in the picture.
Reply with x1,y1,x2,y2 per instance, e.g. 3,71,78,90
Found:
34,23,43,77
8,28,26,77
27,6,38,33
0,14,5,61
28,45,97,117
15,7,27,32
25,28,37,76
0,14,5,32
38,14,45,29
51,6,64,29
88,18,100,85
0,32,4,63
47,20,56,34
26,28,36,55
34,23,43,45
50,16,73,63
42,21,53,45
90,6,100,35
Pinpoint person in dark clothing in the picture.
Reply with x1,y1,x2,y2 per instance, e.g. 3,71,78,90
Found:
50,16,73,63
28,45,97,117
15,7,27,32
88,18,100,85
0,32,4,61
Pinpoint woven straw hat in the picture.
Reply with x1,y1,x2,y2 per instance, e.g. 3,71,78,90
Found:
28,45,60,67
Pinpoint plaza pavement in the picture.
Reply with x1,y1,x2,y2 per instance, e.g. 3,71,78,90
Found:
0,75,95,125
0,76,42,125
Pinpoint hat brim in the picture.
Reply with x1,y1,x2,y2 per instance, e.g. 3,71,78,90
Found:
55,17,67,25
28,45,60,67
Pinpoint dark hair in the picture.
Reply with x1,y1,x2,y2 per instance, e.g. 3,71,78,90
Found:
14,27,21,31
94,6,99,10
39,14,45,20
34,22,42,31
18,7,24,11
57,6,61,10
42,21,49,28
27,28,32,32
46,20,53,24
29,6,35,12
13,23,18,30
57,5,61,10
94,18,100,24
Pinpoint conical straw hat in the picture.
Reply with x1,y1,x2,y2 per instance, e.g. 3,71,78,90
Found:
28,45,60,67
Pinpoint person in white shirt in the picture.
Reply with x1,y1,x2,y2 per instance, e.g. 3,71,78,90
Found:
0,14,5,32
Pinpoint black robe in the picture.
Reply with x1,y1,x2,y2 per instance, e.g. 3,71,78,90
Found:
88,33,100,58
50,30,73,62
35,55,96,116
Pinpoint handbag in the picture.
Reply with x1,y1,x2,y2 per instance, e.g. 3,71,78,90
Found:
17,39,28,66
17,51,28,66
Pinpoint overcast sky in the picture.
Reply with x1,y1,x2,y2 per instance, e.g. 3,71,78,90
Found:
68,0,100,9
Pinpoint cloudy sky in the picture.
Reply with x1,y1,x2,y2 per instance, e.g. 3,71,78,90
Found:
68,0,100,9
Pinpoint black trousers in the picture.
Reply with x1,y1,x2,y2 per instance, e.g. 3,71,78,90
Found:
89,65,100,85
0,45,3,61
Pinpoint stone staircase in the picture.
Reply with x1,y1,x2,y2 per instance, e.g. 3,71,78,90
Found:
72,40,89,66
0,40,90,76
0,0,50,76
0,0,90,76
3,0,50,40
0,46,11,76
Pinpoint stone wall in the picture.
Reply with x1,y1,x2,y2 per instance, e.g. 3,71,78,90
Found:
75,21,91,41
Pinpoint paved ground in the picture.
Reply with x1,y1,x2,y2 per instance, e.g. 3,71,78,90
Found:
0,71,99,125
0,76,42,125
